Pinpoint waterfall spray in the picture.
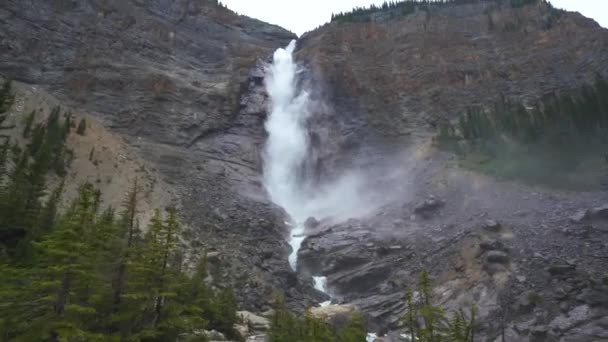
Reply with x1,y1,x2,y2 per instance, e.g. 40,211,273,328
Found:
263,40,379,302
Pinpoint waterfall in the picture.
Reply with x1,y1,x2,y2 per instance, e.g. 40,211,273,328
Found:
263,39,373,301
263,39,395,340
262,40,311,270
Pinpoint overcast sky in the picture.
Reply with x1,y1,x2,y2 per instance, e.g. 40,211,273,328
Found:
222,0,607,36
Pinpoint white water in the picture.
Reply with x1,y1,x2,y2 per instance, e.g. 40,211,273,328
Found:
263,40,310,270
313,276,328,293
263,40,374,271
263,40,404,339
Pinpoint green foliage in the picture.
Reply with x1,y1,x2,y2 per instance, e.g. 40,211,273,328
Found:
331,0,546,24
0,180,237,340
0,79,14,114
401,270,476,342
0,124,237,341
268,294,367,342
437,75,608,189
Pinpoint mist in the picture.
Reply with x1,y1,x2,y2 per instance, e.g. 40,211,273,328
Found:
263,40,399,270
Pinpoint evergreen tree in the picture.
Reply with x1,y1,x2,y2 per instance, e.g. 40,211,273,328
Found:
0,185,103,340
339,314,367,342
0,79,14,114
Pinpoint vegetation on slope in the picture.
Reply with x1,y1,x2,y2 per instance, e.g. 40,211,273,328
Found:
436,76,608,189
268,296,367,342
331,0,559,24
268,271,477,342
0,80,238,341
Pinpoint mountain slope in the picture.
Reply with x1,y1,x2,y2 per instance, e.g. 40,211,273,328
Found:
0,0,320,313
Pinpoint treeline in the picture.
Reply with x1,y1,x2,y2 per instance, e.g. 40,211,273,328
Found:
0,80,238,341
402,271,475,342
268,271,477,342
436,75,608,188
268,296,367,342
438,75,608,150
331,0,547,24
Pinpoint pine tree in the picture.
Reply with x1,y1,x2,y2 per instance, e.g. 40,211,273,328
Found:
268,294,299,342
339,313,366,342
0,79,14,114
0,184,103,340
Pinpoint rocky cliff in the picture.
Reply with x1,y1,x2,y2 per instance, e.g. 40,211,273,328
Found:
0,0,325,312
293,1,608,340
1,0,608,340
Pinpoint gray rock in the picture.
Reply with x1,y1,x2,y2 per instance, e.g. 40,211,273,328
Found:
486,250,509,264
492,328,527,342
549,305,590,332
570,210,589,223
513,291,540,314
305,217,321,229
482,219,502,232
238,311,271,332
480,239,506,251
548,264,576,276
414,198,445,217
560,317,608,342
569,205,608,223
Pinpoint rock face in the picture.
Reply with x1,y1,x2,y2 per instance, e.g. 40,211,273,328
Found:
293,1,608,339
2,0,608,339
0,0,320,312
297,1,608,141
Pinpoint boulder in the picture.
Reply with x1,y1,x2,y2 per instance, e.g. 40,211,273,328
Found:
238,311,271,332
549,305,591,332
560,317,608,342
309,304,360,331
204,330,226,340
569,205,608,223
305,217,321,229
486,250,509,264
414,198,445,218
482,220,502,232
479,239,506,251
548,264,576,276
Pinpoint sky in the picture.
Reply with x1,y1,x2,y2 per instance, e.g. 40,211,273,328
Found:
222,0,608,36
